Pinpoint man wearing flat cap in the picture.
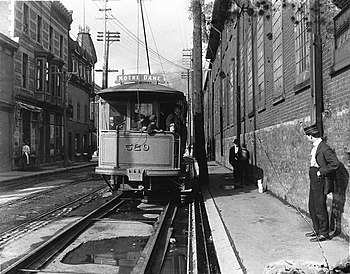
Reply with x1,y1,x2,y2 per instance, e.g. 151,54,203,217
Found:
304,124,341,242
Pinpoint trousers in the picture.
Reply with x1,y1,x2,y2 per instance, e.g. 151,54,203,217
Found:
308,167,329,236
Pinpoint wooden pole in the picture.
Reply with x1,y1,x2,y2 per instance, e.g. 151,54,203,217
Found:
192,0,208,185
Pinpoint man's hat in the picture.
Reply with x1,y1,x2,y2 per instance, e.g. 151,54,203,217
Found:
303,124,319,135
149,115,157,122
233,139,239,145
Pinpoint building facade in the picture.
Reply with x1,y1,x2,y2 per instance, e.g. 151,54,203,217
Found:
0,1,97,169
67,30,97,162
0,33,19,172
204,0,350,236
0,1,72,168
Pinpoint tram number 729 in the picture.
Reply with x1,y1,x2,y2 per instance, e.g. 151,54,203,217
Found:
125,144,150,151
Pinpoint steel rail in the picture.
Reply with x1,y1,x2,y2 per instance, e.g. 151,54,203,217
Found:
2,193,125,274
131,202,178,274
187,201,197,274
0,186,108,245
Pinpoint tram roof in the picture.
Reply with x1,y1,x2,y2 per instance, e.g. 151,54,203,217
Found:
97,82,185,102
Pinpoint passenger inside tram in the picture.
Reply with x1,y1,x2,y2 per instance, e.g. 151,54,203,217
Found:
109,103,126,130
146,115,164,135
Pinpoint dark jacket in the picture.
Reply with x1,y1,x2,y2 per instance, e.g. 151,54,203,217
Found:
316,141,341,176
315,140,341,194
229,146,242,167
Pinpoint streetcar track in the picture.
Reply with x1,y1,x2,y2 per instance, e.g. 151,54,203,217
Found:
1,193,127,274
0,176,101,209
0,186,108,249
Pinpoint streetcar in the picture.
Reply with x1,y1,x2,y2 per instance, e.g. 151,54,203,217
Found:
95,74,193,195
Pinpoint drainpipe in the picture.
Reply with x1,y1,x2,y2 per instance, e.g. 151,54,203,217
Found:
310,0,323,135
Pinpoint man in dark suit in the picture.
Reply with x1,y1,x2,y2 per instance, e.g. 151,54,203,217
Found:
229,139,242,185
304,124,341,242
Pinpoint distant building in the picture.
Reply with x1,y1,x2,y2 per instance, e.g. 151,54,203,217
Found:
0,33,19,172
67,28,97,162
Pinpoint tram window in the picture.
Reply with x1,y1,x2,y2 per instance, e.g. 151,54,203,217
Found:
109,103,126,130
131,103,153,130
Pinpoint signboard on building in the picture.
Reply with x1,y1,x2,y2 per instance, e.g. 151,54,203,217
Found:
116,74,165,84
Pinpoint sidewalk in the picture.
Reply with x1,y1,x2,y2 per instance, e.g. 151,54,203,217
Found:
202,161,349,273
0,161,97,184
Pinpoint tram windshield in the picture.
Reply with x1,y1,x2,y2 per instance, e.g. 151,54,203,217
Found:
109,103,126,130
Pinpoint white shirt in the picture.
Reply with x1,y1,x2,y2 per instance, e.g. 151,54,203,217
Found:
310,138,322,167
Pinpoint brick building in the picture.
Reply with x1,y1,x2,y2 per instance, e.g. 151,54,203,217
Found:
204,0,350,236
0,33,19,172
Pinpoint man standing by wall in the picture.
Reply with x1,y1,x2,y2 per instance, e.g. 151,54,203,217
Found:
304,124,341,242
229,139,242,185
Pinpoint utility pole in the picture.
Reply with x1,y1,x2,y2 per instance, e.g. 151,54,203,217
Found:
98,0,120,89
97,31,120,88
192,0,208,185
182,49,192,154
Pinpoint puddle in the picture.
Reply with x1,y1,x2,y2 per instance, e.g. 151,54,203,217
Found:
62,236,148,273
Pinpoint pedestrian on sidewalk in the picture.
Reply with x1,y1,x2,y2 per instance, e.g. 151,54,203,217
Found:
229,139,242,185
304,124,341,242
21,141,31,171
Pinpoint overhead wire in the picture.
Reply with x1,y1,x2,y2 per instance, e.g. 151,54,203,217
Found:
66,0,190,87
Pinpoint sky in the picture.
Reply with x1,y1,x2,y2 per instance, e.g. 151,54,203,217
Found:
60,0,194,91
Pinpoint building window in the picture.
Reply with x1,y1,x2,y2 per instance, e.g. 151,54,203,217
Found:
22,53,28,88
77,101,81,122
272,0,284,99
49,26,53,51
49,113,55,156
59,34,64,58
75,133,80,152
247,23,253,114
23,3,29,33
86,67,91,83
55,114,62,154
257,15,265,107
84,104,88,123
333,5,350,71
239,21,245,119
79,63,83,78
57,68,62,98
45,61,50,93
295,0,310,84
36,58,44,91
72,58,78,73
335,24,350,49
50,65,57,95
37,15,42,43
229,61,235,125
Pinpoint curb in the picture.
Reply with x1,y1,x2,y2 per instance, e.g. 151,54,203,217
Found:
201,184,245,274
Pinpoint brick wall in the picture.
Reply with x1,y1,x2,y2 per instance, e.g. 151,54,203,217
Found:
204,0,350,236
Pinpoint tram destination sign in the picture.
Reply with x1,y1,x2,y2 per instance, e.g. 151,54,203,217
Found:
116,74,165,84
